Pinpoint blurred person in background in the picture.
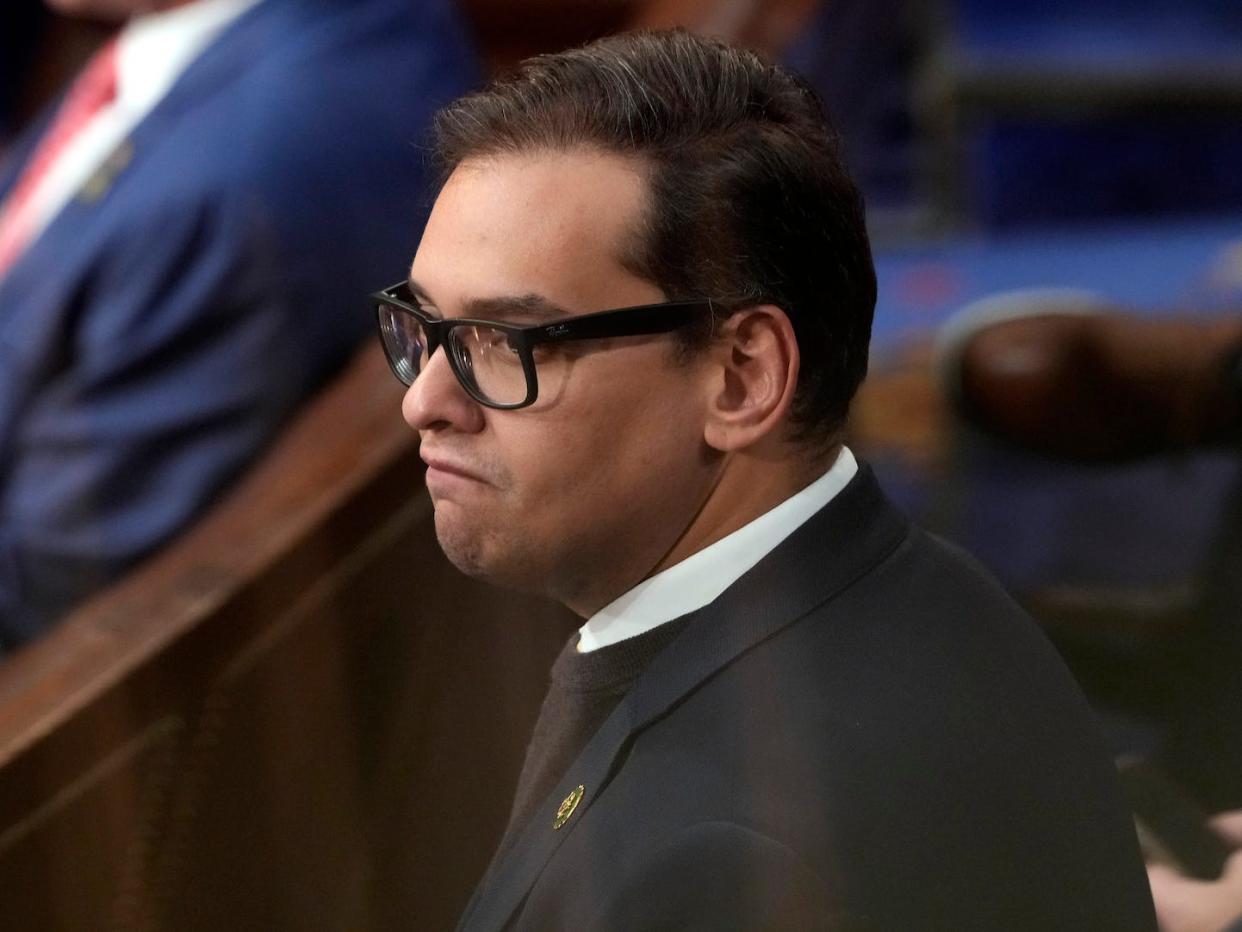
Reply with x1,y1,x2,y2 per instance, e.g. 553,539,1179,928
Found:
0,0,478,650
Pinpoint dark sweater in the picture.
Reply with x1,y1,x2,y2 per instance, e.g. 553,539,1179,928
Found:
502,617,692,841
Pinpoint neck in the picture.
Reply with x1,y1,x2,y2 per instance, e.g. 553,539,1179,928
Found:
652,441,838,576
560,441,838,618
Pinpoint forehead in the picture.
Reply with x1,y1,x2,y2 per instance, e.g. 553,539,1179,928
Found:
410,149,658,313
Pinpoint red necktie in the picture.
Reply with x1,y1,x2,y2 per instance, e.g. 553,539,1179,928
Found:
0,38,121,278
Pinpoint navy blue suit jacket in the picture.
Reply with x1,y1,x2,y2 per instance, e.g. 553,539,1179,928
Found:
0,0,478,646
459,467,1157,931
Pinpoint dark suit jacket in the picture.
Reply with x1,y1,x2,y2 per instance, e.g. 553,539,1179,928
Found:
0,0,478,646
458,466,1157,931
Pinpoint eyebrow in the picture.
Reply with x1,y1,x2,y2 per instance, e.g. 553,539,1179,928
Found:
407,278,570,324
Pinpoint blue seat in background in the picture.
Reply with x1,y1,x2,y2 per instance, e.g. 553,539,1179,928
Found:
936,0,1242,228
947,0,1242,75
967,117,1242,229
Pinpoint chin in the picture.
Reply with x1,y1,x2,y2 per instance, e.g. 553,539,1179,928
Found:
435,518,518,586
435,527,486,578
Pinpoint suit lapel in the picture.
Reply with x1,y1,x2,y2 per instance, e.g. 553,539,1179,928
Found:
459,466,910,931
0,0,349,317
119,0,314,130
456,704,638,931
0,0,281,313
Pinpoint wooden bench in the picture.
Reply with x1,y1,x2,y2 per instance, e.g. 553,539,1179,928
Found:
0,343,577,932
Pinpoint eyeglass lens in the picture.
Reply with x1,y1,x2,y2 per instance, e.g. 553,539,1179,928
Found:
377,306,530,405
448,325,529,405
377,306,426,386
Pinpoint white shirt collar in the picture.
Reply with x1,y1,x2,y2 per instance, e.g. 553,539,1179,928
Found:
117,0,265,113
577,446,859,653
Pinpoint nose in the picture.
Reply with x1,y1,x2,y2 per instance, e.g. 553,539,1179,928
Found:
401,346,486,435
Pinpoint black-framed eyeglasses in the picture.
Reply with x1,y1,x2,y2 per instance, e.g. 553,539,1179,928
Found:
371,281,714,409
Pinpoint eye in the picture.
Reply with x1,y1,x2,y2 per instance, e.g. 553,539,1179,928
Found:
485,330,522,358
461,326,524,366
531,339,584,363
469,327,510,349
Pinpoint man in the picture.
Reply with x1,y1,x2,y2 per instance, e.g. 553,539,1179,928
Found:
373,31,1156,929
0,0,477,647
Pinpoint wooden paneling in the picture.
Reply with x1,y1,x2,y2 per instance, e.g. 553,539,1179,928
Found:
0,344,578,931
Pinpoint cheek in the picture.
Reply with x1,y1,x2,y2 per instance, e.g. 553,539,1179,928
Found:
505,373,707,524
498,425,597,519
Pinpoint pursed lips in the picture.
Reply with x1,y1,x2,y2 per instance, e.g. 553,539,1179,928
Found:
420,451,491,485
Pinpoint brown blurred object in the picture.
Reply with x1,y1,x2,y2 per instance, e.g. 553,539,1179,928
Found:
628,0,820,55
0,343,577,932
957,312,1242,463
461,0,634,71
848,338,953,475
460,0,821,72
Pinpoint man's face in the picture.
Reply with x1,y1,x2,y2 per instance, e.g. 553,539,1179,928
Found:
403,149,721,614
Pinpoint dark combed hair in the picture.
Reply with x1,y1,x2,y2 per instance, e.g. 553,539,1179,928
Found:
431,29,876,447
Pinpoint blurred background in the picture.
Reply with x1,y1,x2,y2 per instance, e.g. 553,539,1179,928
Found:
1,0,1240,928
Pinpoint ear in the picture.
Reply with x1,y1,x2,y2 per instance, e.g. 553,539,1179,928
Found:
702,304,800,453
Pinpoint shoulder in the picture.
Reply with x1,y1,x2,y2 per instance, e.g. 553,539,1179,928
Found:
146,0,478,196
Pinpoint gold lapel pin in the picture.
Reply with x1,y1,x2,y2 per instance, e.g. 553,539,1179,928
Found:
553,785,585,830
79,139,134,204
